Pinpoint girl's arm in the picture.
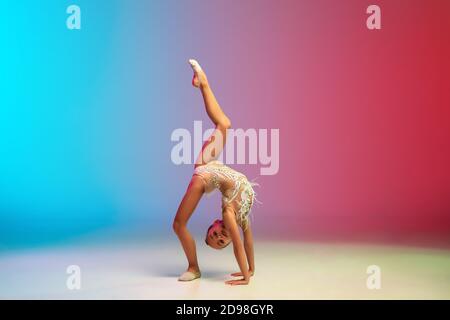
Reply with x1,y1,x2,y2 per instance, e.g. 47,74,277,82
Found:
230,227,255,277
243,227,255,274
222,207,251,285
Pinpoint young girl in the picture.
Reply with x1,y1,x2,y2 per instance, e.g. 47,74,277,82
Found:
173,59,256,286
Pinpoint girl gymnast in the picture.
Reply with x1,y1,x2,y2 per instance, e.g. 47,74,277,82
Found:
173,59,257,285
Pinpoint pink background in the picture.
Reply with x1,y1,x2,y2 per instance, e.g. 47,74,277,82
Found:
173,0,450,244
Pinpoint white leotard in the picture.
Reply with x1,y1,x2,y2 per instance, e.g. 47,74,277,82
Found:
193,161,257,230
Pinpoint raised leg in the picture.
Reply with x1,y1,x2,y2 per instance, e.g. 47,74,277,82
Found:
189,59,232,167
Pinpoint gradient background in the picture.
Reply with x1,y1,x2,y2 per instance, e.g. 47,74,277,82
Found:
1,0,449,250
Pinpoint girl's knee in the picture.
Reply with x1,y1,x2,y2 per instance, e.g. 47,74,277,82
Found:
172,219,185,234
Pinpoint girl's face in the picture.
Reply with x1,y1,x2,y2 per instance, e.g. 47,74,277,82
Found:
206,220,231,249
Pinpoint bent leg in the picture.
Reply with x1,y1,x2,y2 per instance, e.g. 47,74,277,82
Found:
173,176,205,273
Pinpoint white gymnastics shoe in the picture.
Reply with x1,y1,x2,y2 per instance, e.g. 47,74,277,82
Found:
188,59,208,88
188,59,203,73
178,270,201,281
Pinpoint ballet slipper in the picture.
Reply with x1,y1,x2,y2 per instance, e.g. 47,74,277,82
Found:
188,59,203,73
178,270,201,281
188,59,206,88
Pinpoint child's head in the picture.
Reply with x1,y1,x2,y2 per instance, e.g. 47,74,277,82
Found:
205,219,231,249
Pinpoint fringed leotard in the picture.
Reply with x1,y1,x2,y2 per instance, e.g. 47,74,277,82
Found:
193,161,257,231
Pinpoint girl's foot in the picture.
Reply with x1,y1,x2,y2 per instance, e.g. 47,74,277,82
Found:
178,270,201,281
188,59,208,88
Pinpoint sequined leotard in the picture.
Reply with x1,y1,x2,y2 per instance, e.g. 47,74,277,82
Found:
193,161,257,231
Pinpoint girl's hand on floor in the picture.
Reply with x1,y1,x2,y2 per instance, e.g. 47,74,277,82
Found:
230,270,254,277
225,278,249,286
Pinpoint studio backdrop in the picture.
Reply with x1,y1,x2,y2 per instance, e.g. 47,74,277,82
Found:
1,0,449,249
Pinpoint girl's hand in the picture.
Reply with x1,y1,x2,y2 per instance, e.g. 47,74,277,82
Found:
225,278,250,286
230,270,254,277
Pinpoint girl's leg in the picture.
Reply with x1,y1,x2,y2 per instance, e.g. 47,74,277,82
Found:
173,176,204,275
189,60,232,167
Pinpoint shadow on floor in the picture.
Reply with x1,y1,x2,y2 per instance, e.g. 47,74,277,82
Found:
147,264,229,281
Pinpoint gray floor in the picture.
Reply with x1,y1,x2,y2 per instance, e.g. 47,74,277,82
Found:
1,239,449,299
